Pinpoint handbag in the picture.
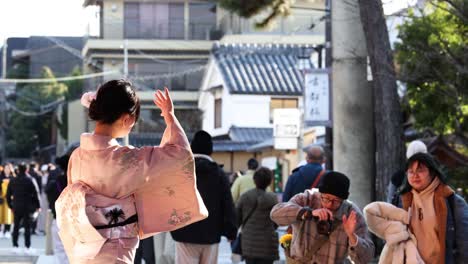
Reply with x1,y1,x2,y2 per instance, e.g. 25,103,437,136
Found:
231,196,259,255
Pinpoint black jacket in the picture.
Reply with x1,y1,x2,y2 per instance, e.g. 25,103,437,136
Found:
171,155,237,244
45,172,67,218
6,174,40,213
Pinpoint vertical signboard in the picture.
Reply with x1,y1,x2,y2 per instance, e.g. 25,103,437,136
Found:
304,69,331,126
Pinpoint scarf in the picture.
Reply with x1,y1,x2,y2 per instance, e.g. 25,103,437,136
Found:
410,177,440,264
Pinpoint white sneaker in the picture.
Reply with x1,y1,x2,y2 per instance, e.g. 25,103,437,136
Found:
12,247,23,255
4,232,11,239
24,247,37,255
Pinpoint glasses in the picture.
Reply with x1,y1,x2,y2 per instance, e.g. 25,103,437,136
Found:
407,168,428,177
320,196,342,206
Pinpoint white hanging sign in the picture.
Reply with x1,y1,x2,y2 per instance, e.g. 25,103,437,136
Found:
304,69,331,126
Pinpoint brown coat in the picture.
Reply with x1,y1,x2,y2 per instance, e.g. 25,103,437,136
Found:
401,184,454,264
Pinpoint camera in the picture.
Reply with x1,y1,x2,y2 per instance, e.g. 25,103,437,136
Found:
316,219,334,236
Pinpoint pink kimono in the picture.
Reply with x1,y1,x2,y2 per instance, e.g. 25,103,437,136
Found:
56,119,208,263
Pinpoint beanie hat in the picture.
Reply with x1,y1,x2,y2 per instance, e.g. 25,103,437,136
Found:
318,171,350,200
406,140,427,159
191,130,213,155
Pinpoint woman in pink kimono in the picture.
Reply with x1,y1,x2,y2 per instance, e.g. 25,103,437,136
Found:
55,79,208,264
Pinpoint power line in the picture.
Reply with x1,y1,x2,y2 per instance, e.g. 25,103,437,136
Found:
130,65,208,81
4,97,65,117
0,71,117,84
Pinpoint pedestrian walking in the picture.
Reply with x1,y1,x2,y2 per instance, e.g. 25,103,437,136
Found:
6,163,40,254
282,146,326,202
393,153,467,264
46,154,71,264
0,163,15,239
236,167,279,264
55,80,208,263
28,162,43,235
171,130,237,264
231,158,260,203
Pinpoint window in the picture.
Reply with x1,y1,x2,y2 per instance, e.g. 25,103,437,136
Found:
124,3,184,39
270,98,298,123
189,3,217,40
124,2,216,40
214,98,222,128
124,3,139,38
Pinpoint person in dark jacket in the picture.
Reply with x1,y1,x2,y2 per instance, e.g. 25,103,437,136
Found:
282,146,325,202
171,130,237,264
236,167,279,264
28,162,43,235
45,154,71,263
6,163,40,253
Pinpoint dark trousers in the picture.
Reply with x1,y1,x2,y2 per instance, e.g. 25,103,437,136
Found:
134,237,155,264
12,210,32,248
245,258,274,264
3,224,10,233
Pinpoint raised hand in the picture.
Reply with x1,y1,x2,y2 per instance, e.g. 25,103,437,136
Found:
342,210,357,237
153,87,174,116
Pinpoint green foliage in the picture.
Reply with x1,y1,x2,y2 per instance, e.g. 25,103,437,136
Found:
62,66,84,101
218,0,276,17
217,0,293,28
395,1,468,136
6,67,68,157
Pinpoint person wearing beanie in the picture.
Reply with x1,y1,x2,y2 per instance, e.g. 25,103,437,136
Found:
406,140,427,159
395,153,467,264
171,130,237,264
271,171,374,264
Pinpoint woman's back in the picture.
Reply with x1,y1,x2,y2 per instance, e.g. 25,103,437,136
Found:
238,188,279,260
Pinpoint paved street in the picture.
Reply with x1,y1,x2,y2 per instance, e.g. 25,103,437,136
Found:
0,230,286,264
0,232,44,264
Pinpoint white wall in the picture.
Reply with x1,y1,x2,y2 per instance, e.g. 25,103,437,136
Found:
225,94,271,127
68,100,88,145
103,0,124,39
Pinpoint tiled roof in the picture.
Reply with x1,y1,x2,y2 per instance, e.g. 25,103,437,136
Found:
213,140,258,152
229,126,273,142
213,126,273,152
116,128,273,152
212,43,314,95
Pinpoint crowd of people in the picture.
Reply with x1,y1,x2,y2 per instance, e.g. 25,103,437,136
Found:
0,159,69,256
1,79,466,264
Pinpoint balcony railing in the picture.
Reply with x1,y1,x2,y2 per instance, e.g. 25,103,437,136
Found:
97,20,222,40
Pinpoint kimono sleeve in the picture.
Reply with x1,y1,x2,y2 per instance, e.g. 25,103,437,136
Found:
133,114,208,238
